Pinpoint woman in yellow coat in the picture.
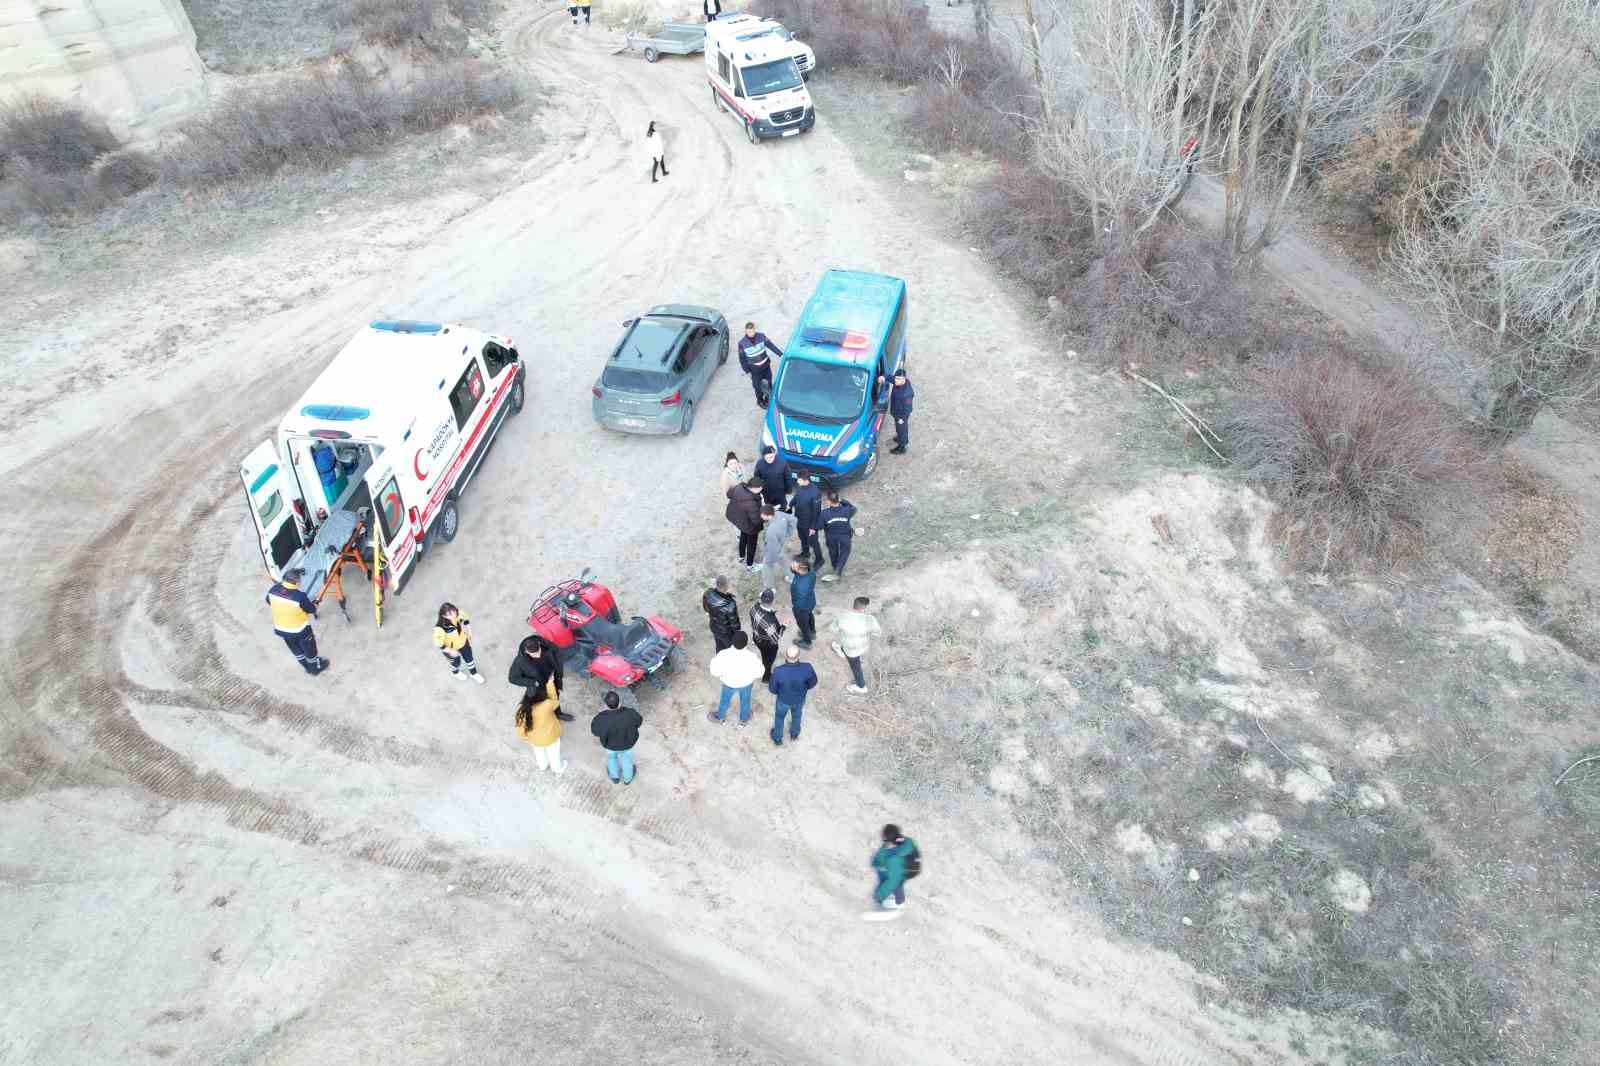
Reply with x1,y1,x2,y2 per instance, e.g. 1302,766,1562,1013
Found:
516,676,565,775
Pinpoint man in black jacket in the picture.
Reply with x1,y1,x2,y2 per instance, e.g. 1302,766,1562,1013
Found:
702,576,742,652
591,691,643,784
750,588,786,683
753,445,791,509
888,369,914,453
509,635,574,721
790,470,824,569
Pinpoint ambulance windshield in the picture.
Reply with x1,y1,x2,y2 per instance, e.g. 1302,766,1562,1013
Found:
741,58,802,97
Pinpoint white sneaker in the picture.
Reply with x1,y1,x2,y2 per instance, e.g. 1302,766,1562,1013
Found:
819,573,838,582
880,898,900,910
453,672,472,682
469,672,485,685
847,684,868,695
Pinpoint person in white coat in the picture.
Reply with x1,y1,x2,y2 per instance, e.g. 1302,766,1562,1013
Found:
646,121,669,183
707,631,764,725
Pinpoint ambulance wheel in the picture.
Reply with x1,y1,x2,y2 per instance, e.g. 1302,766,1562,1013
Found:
745,120,760,146
678,400,696,436
644,46,659,63
436,498,460,543
712,87,724,113
510,376,525,415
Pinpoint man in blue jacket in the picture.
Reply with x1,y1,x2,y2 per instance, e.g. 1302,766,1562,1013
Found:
790,470,824,569
787,557,817,647
738,322,782,409
888,369,914,454
767,645,818,746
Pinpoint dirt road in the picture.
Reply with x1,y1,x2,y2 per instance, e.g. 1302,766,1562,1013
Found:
1,9,1313,1064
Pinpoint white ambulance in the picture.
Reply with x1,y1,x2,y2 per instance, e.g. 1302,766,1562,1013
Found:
706,14,816,144
238,320,526,596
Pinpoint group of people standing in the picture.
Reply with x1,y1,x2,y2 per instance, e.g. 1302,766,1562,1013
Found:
722,450,858,585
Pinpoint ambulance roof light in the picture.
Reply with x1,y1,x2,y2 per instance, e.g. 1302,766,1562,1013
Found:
370,320,443,334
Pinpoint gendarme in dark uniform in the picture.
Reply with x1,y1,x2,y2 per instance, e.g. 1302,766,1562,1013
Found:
819,494,857,582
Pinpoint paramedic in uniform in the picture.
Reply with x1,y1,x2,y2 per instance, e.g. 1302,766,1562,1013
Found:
738,322,781,409
266,568,328,675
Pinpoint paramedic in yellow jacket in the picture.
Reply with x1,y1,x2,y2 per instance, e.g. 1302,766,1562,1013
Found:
266,568,329,676
516,677,565,775
569,0,591,26
433,602,484,684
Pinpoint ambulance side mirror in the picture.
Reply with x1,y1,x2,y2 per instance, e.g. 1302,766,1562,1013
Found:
622,318,635,327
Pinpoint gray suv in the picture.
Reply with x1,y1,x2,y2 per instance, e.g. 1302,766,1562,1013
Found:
591,305,728,435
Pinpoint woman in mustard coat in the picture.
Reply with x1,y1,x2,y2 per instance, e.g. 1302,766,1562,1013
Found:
516,676,565,775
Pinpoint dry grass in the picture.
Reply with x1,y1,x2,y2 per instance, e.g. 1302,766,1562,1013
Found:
1225,353,1483,567
162,59,521,188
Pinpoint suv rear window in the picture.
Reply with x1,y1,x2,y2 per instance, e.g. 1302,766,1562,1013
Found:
602,366,671,392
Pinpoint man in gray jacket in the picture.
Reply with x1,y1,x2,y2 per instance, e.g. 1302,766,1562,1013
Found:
759,505,796,594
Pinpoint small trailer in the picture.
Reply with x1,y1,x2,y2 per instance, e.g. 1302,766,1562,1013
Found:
623,21,706,63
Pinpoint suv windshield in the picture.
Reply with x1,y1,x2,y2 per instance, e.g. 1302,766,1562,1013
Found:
741,58,802,97
776,359,869,423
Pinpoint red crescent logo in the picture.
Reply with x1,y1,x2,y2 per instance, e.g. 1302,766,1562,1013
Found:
413,449,430,481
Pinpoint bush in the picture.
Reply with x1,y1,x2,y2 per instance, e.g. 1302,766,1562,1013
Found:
1225,353,1482,565
162,59,521,187
94,150,158,199
0,93,119,176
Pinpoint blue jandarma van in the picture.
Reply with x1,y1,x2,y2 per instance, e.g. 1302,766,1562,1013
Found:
762,270,907,483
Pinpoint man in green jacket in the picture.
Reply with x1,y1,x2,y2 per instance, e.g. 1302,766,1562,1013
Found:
871,823,917,911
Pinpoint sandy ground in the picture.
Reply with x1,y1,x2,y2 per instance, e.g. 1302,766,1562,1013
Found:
1,8,1355,1065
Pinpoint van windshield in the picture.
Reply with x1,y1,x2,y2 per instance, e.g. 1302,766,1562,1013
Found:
776,359,869,423
741,58,802,97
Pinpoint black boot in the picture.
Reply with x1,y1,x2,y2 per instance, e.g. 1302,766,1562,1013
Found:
555,710,576,722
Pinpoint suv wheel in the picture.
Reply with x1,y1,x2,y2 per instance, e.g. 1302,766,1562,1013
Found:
678,400,696,436
718,330,729,365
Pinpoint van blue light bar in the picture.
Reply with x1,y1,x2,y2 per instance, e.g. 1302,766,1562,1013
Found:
300,404,371,421
370,320,443,334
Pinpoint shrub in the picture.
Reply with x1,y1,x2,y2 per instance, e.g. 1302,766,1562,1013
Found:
162,59,521,187
0,93,119,176
333,0,494,49
94,150,158,199
1225,353,1482,566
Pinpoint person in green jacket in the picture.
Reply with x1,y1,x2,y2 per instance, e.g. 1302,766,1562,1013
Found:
871,823,917,911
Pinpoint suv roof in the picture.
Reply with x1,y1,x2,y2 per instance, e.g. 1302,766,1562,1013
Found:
610,316,689,370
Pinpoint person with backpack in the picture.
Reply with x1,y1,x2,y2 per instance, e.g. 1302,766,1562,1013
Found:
870,823,920,914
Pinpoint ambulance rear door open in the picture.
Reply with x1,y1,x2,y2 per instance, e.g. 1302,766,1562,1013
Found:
362,460,418,593
240,440,305,582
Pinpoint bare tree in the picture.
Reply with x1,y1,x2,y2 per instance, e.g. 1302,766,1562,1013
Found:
1215,0,1465,254
1031,0,1217,240
1393,0,1600,437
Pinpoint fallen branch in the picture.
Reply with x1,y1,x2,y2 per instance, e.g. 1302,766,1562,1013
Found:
1123,366,1229,464
1250,708,1306,773
1554,754,1600,787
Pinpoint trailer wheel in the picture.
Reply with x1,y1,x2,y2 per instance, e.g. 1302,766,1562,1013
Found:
436,498,460,543
644,46,659,63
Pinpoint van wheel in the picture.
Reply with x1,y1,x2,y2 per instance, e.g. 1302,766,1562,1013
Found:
436,498,460,543
510,376,525,415
863,448,880,479
679,400,696,436
644,46,659,63
746,120,760,146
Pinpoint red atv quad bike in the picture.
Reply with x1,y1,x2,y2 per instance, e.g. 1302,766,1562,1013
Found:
527,569,684,688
